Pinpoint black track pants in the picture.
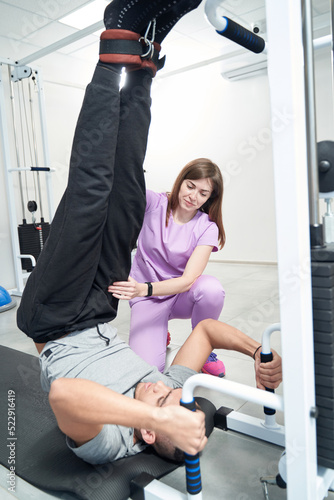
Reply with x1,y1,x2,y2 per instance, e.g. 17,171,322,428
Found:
17,64,151,343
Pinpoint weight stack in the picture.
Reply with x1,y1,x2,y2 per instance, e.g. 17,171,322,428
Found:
311,243,334,469
18,222,50,272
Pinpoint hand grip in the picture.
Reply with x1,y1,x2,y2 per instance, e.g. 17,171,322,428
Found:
261,352,276,416
218,17,265,54
180,399,202,496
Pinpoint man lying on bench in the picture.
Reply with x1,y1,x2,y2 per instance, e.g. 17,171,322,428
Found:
17,0,282,466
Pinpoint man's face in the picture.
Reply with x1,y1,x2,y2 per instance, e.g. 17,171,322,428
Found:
135,380,182,408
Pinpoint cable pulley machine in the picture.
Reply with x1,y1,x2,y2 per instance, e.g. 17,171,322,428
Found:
0,59,54,294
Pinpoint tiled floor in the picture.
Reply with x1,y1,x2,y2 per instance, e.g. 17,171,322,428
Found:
0,261,333,499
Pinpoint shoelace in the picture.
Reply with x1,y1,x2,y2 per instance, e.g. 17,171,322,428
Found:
206,352,217,363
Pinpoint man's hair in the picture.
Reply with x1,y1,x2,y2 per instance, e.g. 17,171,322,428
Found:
153,402,203,463
153,435,185,463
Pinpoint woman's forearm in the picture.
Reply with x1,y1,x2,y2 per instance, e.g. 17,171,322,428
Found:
147,275,196,297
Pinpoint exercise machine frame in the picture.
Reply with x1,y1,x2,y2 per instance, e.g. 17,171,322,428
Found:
1,0,334,498
0,58,55,295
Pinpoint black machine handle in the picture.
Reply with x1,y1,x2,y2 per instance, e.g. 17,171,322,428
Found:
217,16,265,54
261,351,276,416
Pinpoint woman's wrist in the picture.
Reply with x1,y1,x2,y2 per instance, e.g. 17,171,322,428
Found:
143,282,153,297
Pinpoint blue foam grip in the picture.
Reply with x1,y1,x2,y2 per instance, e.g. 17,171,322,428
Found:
180,398,202,495
30,167,51,171
184,453,202,495
261,352,276,416
218,17,265,54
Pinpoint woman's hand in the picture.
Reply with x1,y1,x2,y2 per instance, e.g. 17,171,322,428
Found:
255,349,282,390
108,277,147,300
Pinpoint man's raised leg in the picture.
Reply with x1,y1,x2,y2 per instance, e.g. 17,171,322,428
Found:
95,0,205,311
17,65,123,343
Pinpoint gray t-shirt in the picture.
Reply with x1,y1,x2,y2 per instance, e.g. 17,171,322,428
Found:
39,323,196,464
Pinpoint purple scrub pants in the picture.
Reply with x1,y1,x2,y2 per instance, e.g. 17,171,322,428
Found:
129,274,225,371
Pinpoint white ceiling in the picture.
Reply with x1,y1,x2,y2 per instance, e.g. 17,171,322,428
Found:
0,0,331,76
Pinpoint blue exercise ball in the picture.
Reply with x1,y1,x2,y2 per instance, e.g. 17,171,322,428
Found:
0,286,16,312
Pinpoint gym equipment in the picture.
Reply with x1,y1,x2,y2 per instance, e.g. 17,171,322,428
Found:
180,375,283,500
179,325,283,500
0,60,54,295
266,0,334,496
317,141,334,244
318,141,334,194
1,0,334,497
0,345,216,500
0,286,16,313
260,454,287,500
18,200,50,272
132,324,284,499
215,324,284,448
205,0,266,55
322,198,334,244
202,0,334,498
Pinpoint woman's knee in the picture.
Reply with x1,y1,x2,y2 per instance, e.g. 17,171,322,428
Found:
192,275,225,303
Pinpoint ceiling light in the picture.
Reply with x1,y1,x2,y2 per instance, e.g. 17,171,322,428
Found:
59,0,109,30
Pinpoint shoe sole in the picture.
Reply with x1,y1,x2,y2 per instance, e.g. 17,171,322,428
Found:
201,368,225,378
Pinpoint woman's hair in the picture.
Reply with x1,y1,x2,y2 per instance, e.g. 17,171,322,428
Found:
166,158,225,249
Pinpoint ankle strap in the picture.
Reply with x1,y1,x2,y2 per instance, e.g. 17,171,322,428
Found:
99,29,165,76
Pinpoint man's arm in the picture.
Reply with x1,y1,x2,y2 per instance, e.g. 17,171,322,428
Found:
171,318,282,390
49,378,206,455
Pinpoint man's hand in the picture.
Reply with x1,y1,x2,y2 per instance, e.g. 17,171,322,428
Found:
154,405,207,455
255,348,282,390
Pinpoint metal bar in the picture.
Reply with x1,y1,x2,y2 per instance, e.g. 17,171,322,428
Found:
8,66,25,220
18,254,36,267
18,21,104,66
8,167,55,172
182,374,284,411
28,77,44,218
226,411,285,447
0,57,17,65
265,0,318,498
332,0,334,81
0,65,25,293
317,467,334,499
143,479,187,499
34,68,55,219
261,323,281,353
302,0,322,246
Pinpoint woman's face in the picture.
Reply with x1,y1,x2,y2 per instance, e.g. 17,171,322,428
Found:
178,177,213,213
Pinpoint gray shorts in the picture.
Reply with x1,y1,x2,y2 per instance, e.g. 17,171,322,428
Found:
39,323,151,393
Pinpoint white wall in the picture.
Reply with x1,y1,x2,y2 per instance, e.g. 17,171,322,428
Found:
1,45,333,289
145,63,276,263
314,47,334,221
